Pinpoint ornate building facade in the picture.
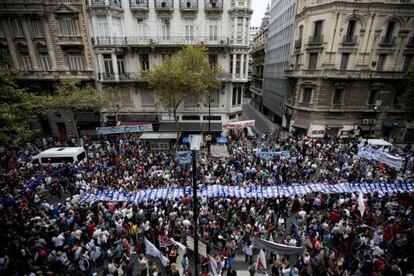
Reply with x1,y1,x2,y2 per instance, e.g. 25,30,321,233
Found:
285,0,414,142
0,0,97,138
86,0,252,132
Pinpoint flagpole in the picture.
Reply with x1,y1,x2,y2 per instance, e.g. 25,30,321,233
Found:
192,149,199,275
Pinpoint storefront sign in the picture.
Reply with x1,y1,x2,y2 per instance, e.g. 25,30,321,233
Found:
96,124,153,135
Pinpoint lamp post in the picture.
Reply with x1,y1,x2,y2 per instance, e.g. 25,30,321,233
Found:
189,135,201,276
366,105,378,142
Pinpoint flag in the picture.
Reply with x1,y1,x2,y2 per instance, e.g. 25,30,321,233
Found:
358,193,365,217
171,238,186,252
176,151,192,165
159,235,173,247
255,249,268,276
208,255,219,276
144,238,170,267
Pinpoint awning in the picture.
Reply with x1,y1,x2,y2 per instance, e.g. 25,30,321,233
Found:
159,122,222,132
292,121,309,129
359,125,382,131
383,119,406,129
118,121,149,126
140,132,178,140
215,137,228,143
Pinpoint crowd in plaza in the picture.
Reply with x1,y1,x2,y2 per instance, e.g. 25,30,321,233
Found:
0,130,413,275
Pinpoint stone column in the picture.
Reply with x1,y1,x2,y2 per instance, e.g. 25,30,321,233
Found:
2,18,20,68
42,17,57,70
111,53,119,80
232,53,236,79
21,17,40,70
240,54,245,79
97,53,104,81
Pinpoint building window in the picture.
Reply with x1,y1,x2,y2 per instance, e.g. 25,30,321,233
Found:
402,55,413,72
40,55,50,71
58,17,79,37
68,55,84,71
103,54,114,75
161,19,170,41
232,87,237,106
31,19,43,38
308,53,318,70
140,54,149,70
0,24,4,38
209,91,220,107
313,20,323,38
368,89,379,105
209,24,218,41
137,21,149,39
346,20,356,38
184,96,198,107
385,21,396,39
182,115,200,121
208,54,218,69
332,88,344,104
112,17,123,37
237,88,242,105
377,54,387,71
203,115,221,121
302,88,313,103
340,53,350,70
298,25,303,41
96,16,109,37
235,54,241,74
141,90,154,106
11,18,23,38
21,54,32,70
185,24,195,41
117,55,125,75
237,17,243,42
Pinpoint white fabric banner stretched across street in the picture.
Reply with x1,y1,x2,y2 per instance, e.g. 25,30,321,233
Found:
79,182,414,204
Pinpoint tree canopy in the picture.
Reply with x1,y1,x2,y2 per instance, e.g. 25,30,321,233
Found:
142,45,222,143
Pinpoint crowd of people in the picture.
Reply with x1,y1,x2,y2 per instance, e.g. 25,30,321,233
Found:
0,130,413,275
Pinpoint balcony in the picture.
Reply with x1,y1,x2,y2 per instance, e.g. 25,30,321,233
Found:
58,35,83,45
407,36,414,48
155,0,174,13
308,35,323,45
0,0,44,13
92,36,125,46
95,36,229,47
342,35,357,45
129,0,149,16
294,38,302,49
231,0,251,9
16,70,94,80
88,0,122,9
180,0,198,12
204,0,223,13
99,72,144,82
379,36,396,46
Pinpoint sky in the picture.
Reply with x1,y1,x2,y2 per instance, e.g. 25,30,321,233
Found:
251,0,269,27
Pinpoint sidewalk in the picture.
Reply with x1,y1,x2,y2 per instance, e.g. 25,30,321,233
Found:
241,100,280,134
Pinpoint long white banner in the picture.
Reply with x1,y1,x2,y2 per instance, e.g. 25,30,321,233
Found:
96,124,153,135
79,182,414,204
222,120,255,129
358,145,404,170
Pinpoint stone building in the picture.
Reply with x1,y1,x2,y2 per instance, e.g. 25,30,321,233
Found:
285,0,414,143
0,0,98,139
86,0,252,133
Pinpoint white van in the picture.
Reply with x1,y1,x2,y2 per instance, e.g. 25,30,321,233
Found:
30,147,87,166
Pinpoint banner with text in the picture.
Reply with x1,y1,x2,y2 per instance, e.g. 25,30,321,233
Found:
222,120,255,130
358,145,404,170
96,124,153,135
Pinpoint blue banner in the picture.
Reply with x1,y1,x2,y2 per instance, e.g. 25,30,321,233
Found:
79,182,414,204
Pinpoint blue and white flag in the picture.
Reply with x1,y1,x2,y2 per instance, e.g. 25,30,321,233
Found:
176,151,192,165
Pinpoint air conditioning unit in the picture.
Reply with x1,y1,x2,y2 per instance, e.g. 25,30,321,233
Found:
186,1,191,8
220,39,225,45
161,1,166,7
210,0,217,7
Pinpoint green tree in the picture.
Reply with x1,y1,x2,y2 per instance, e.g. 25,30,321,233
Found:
51,79,107,134
142,45,222,146
103,86,123,124
402,66,414,108
0,71,46,143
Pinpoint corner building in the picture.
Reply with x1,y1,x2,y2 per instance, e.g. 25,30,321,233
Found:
87,0,252,133
285,0,414,142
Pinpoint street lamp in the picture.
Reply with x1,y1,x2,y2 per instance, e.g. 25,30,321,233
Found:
189,135,202,276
